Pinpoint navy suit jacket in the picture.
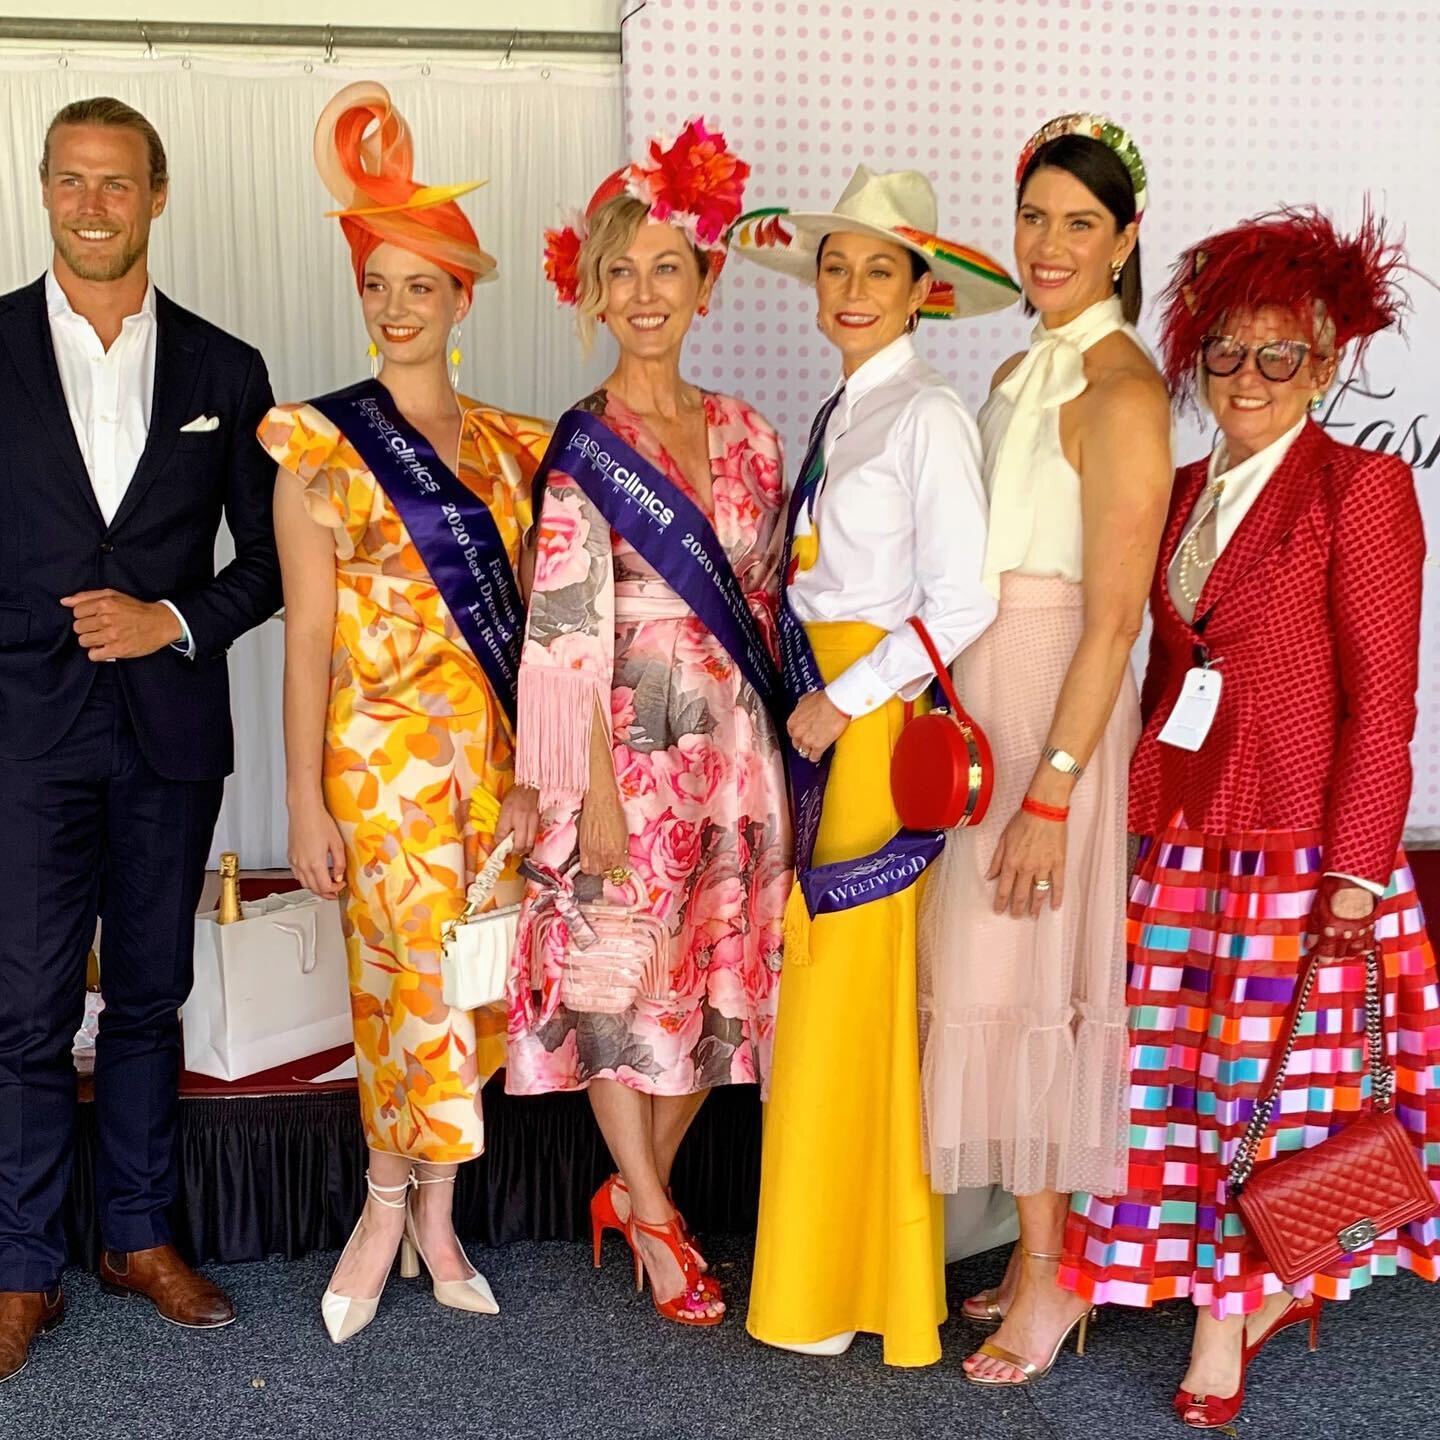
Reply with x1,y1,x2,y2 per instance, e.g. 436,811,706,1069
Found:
0,276,281,781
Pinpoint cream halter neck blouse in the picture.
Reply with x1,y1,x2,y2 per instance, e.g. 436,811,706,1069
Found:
977,294,1148,595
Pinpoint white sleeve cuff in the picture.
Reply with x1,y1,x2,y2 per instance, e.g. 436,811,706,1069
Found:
160,599,196,660
825,657,891,720
1324,870,1386,899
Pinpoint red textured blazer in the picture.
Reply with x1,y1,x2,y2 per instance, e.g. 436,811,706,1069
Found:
1128,418,1425,885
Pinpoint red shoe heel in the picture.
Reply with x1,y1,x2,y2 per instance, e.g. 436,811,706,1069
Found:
1174,1296,1322,1430
589,1176,644,1289
628,1213,724,1328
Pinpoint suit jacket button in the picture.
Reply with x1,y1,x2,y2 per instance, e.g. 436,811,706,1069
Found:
99,542,114,553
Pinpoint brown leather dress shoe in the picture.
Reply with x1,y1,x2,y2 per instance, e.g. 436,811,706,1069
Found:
0,1287,64,1383
99,1244,235,1329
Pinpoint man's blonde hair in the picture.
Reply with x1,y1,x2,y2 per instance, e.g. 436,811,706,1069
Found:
41,96,168,189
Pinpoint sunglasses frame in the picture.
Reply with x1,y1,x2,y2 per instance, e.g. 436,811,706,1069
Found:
1200,333,1312,383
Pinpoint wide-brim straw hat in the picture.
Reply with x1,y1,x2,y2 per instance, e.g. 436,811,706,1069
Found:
729,164,1019,319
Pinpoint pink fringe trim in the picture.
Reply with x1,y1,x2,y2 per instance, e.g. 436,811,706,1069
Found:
515,664,608,810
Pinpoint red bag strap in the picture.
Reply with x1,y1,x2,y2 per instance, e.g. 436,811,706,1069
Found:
906,616,967,718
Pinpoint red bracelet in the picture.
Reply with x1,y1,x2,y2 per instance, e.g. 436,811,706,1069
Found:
1022,797,1070,823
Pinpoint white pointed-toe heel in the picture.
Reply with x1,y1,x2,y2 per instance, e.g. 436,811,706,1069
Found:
768,1331,857,1357
320,1173,411,1344
404,1166,500,1315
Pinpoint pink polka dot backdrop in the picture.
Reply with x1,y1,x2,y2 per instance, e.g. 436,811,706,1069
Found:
622,0,1440,836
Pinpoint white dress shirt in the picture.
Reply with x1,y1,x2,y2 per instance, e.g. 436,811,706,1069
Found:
46,269,192,654
788,333,997,717
1168,414,1379,899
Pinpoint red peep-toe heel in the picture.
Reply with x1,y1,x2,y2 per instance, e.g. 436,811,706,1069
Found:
590,1176,643,1290
1173,1296,1321,1430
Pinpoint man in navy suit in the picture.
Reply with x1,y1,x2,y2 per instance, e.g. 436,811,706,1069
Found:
0,97,281,1382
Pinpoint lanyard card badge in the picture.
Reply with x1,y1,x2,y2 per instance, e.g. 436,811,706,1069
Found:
1158,661,1223,752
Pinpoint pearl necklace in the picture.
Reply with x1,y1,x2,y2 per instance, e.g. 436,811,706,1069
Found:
1174,479,1225,610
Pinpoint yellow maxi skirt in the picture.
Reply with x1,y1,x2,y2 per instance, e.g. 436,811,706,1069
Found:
747,621,946,1367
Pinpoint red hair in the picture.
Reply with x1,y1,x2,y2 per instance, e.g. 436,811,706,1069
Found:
1159,205,1408,404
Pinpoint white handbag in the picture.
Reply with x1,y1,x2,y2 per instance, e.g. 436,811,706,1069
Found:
440,835,521,1010
183,889,351,1081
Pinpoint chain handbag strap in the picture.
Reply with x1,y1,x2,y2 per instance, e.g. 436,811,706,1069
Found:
1227,947,1395,1195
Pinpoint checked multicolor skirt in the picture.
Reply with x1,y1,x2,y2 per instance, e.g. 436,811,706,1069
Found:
1059,819,1440,1319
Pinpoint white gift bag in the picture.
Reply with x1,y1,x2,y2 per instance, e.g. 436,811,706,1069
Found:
182,889,352,1081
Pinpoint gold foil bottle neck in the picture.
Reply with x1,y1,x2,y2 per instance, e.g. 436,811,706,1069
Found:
217,851,243,925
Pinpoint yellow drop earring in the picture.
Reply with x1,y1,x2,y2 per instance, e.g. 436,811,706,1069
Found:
367,340,380,379
448,325,463,390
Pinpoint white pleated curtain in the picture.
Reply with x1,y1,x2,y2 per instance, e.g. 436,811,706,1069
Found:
0,52,624,867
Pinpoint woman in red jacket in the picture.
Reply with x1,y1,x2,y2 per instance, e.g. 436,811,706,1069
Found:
1059,209,1440,1428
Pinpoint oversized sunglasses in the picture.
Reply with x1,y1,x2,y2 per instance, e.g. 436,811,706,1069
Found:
1201,334,1312,383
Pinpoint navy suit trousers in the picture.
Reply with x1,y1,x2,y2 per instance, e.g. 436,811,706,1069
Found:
0,666,222,1289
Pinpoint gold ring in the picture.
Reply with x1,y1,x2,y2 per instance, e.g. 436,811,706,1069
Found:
605,866,631,883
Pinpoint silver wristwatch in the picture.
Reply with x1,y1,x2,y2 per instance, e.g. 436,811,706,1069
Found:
1042,745,1084,779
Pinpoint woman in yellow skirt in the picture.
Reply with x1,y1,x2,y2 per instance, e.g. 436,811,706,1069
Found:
729,167,1018,1364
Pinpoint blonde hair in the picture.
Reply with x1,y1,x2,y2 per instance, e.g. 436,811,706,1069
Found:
42,96,168,189
575,194,710,351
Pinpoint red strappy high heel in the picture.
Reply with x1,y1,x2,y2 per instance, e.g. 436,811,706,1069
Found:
590,1176,642,1289
627,1213,725,1327
1173,1295,1321,1429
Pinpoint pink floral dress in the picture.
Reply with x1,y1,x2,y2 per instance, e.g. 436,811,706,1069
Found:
504,389,792,1097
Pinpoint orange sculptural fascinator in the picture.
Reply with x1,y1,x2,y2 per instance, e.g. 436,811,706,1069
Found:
314,80,496,300
543,117,750,307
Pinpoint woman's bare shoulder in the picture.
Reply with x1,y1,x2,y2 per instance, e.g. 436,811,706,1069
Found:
990,351,1027,392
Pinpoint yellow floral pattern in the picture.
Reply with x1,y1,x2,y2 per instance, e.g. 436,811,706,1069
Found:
259,397,550,1160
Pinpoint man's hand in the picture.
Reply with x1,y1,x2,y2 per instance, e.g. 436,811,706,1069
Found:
60,589,183,661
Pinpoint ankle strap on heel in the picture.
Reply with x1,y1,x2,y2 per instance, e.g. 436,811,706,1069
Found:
410,1165,459,1188
364,1172,411,1208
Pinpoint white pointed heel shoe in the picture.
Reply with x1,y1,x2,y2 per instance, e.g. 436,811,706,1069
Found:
769,1331,857,1357
404,1166,500,1315
320,1173,411,1344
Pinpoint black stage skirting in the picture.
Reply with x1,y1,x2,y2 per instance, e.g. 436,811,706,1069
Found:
63,1076,762,1270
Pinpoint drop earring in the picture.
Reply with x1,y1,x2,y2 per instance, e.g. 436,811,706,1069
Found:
448,325,462,390
367,340,380,379
1110,259,1124,285
1309,391,1325,412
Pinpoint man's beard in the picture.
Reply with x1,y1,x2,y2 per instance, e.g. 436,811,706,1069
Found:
54,227,145,282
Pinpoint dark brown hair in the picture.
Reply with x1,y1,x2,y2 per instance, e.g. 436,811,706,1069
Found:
1017,134,1141,323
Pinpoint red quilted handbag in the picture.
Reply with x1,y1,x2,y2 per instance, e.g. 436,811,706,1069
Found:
1229,947,1437,1285
889,616,994,831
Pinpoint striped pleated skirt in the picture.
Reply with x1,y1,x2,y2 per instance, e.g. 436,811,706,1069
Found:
1060,817,1440,1318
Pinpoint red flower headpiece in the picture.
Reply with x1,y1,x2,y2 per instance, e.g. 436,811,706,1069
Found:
542,118,750,308
1160,203,1409,404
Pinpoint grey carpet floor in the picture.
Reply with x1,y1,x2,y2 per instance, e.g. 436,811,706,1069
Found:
2,1235,1436,1440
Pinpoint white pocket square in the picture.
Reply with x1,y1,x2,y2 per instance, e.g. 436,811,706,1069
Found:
179,414,219,433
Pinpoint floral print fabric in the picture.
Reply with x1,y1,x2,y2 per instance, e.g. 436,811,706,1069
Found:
258,398,550,1160
504,390,792,1097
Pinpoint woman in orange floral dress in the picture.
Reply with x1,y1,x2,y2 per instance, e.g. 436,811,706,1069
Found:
261,83,548,1343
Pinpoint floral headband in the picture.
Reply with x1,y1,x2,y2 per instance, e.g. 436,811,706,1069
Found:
543,117,751,307
1015,112,1149,219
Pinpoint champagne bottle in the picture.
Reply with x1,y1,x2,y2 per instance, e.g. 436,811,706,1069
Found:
217,851,243,925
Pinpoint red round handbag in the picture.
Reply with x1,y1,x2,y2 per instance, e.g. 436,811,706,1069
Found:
890,616,994,830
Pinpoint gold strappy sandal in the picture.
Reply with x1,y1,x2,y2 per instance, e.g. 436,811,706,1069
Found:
962,1248,1095,1387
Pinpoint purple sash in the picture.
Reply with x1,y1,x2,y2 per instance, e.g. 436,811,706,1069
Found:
780,392,946,916
533,408,786,725
310,380,524,724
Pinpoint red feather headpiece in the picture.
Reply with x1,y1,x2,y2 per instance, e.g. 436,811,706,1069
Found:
1159,204,1408,404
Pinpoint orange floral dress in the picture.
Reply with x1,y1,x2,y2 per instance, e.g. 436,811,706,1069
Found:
258,398,550,1161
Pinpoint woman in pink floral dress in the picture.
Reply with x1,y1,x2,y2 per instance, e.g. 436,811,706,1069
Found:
505,123,791,1326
